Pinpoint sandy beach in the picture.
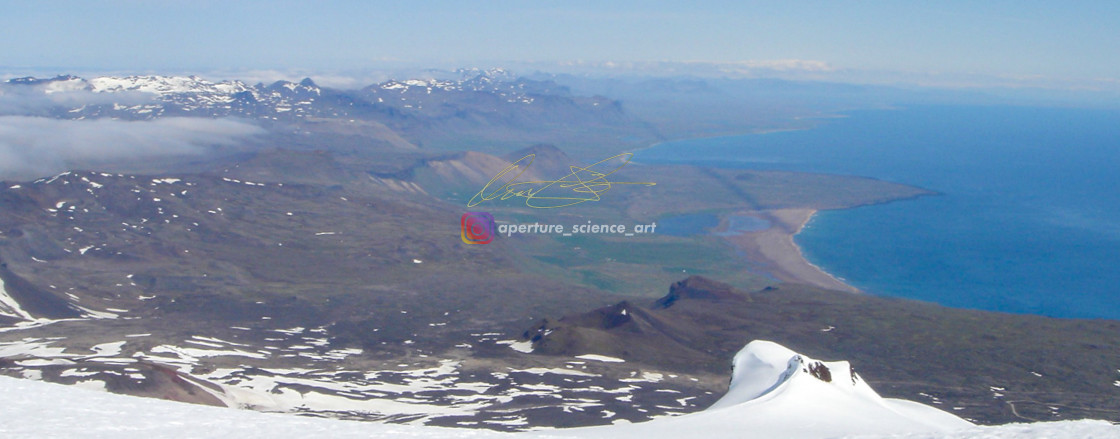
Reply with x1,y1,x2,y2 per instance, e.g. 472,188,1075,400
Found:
721,209,860,293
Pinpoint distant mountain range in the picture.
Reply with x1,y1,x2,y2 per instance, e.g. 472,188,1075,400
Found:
3,69,546,121
2,71,657,156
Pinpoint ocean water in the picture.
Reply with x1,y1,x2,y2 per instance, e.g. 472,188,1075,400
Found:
641,106,1120,319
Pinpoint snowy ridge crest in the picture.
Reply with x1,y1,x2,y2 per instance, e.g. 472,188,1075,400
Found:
711,341,877,410
87,75,252,96
1,74,323,120
0,71,569,121
599,340,974,439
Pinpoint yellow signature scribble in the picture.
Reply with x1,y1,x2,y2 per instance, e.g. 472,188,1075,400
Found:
467,153,656,208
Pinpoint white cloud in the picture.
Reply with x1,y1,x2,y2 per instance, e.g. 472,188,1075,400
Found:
512,59,838,79
724,59,836,72
0,84,154,115
201,69,392,90
0,116,264,180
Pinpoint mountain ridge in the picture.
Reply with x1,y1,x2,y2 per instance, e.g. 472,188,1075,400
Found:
2,71,661,158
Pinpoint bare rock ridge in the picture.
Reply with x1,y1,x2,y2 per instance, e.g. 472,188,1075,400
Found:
524,276,746,368
655,275,747,308
501,143,575,175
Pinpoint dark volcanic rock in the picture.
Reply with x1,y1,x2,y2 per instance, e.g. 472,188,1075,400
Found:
655,275,747,308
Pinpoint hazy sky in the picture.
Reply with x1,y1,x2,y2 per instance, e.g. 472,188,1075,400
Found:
3,1,1118,88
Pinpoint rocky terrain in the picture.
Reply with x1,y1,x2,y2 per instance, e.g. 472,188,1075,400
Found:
2,70,1117,431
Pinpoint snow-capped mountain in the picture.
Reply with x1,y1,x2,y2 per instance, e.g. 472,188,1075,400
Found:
0,71,605,122
363,68,574,105
587,340,972,438
3,74,334,120
1,340,1115,438
86,75,254,95
0,71,647,154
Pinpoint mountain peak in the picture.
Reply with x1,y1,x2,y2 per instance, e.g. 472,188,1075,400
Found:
655,275,745,308
609,340,974,438
501,143,573,175
5,76,38,85
709,340,871,409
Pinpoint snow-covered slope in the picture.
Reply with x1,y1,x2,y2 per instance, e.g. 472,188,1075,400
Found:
0,276,33,320
1,341,1117,438
571,340,972,438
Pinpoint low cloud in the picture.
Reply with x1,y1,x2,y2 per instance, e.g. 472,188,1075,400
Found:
520,59,838,79
203,69,392,90
0,116,264,180
0,84,154,115
723,59,836,73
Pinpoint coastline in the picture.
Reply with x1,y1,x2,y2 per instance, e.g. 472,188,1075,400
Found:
721,209,860,293
626,121,912,296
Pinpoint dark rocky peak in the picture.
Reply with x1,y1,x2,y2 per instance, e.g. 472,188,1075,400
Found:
807,360,833,383
554,300,638,331
654,276,746,309
7,74,83,86
5,76,39,85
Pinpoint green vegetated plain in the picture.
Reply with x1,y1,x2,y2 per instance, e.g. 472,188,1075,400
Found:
433,157,932,297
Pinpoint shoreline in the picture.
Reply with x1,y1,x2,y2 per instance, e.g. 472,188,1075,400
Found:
721,209,860,293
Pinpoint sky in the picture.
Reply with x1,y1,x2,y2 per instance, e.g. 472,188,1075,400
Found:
2,1,1119,89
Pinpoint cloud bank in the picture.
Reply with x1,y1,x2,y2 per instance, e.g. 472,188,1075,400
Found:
0,116,264,180
0,85,151,116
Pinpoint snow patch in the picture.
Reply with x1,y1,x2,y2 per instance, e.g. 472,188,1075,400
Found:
575,354,625,363
90,341,126,357
496,340,533,354
73,305,119,320
0,276,35,320
510,368,598,378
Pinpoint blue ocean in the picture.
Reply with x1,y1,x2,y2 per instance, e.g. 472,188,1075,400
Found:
642,106,1120,320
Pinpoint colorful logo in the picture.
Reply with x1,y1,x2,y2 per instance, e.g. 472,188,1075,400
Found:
461,212,496,244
